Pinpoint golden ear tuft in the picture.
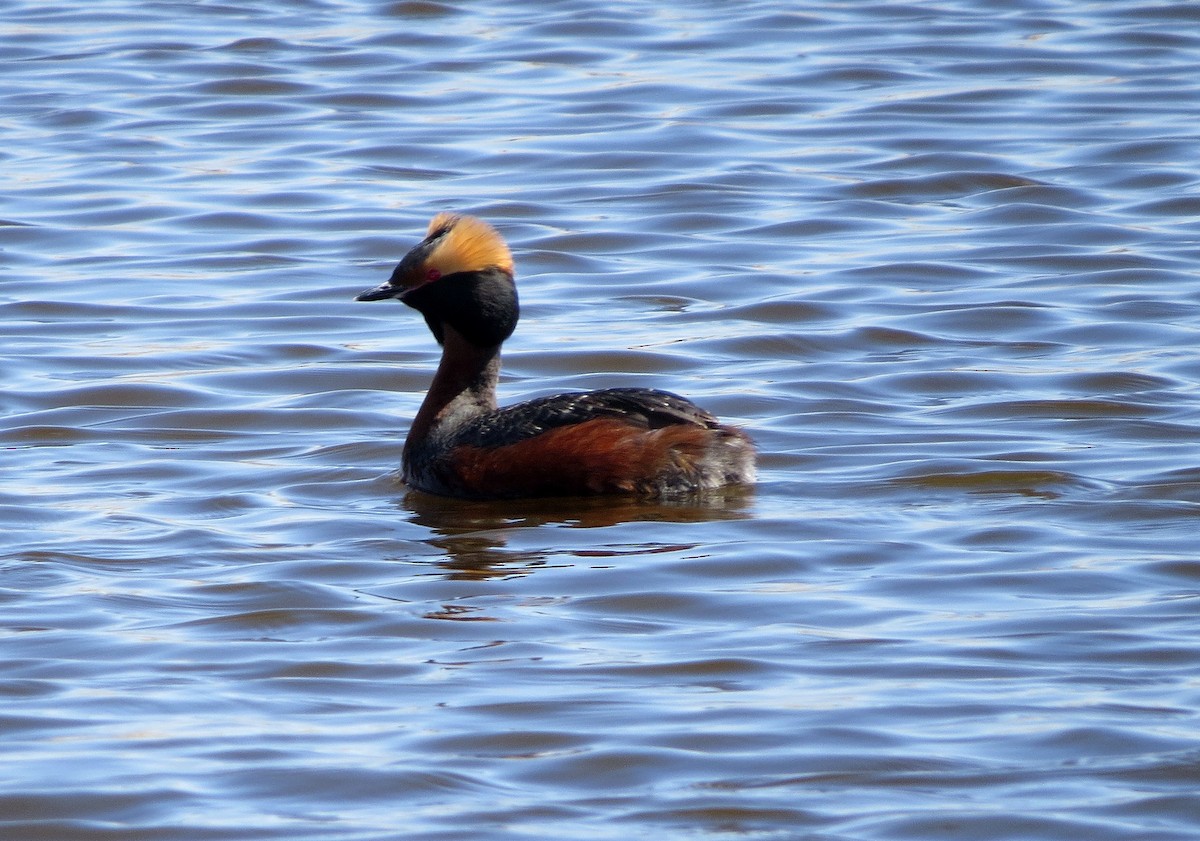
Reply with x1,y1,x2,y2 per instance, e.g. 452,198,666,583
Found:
426,212,459,238
425,214,513,276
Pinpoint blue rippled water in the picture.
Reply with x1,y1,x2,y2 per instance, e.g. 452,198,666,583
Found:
3,1,1200,839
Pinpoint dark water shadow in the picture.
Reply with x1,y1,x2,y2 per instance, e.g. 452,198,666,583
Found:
399,486,755,580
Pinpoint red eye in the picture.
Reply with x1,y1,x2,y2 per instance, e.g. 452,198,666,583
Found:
426,268,442,282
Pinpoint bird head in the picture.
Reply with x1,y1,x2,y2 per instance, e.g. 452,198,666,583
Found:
356,213,518,347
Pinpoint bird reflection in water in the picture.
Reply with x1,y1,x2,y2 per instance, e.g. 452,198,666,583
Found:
401,486,754,586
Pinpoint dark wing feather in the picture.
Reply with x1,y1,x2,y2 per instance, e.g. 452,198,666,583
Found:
456,387,719,449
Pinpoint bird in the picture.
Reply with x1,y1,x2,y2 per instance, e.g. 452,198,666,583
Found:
355,212,756,499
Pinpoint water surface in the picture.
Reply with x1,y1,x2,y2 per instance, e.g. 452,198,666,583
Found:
3,1,1200,839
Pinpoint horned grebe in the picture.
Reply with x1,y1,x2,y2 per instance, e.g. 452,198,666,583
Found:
355,213,755,498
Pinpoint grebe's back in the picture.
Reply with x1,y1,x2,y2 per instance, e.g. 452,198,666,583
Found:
405,386,755,498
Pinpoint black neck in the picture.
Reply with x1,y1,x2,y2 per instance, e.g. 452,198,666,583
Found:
406,324,501,450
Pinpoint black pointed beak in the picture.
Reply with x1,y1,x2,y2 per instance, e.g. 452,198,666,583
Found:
355,281,402,302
